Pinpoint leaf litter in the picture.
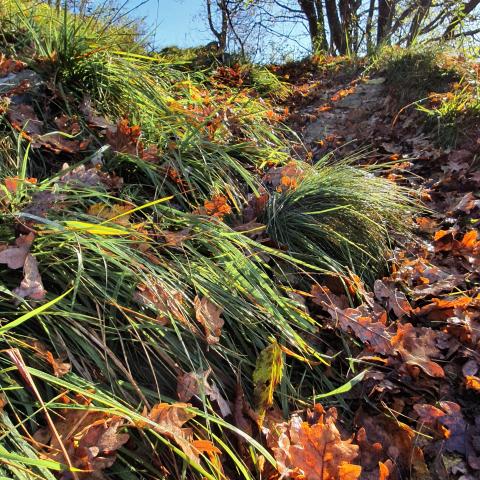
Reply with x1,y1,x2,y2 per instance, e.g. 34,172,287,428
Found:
0,44,479,480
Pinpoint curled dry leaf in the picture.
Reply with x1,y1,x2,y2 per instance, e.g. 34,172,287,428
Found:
0,232,34,269
59,163,102,187
80,96,113,129
465,375,480,391
106,118,142,155
390,323,444,378
451,192,480,214
134,281,187,326
7,103,43,138
374,280,412,318
54,114,81,135
414,401,467,454
14,253,46,300
311,285,393,355
263,161,305,192
177,368,231,418
35,407,129,479
356,427,383,473
412,274,465,300
356,413,428,475
7,104,88,153
163,228,192,246
415,216,438,234
0,233,45,301
137,402,219,462
268,404,361,480
0,54,26,77
31,340,71,377
195,194,232,219
4,176,37,193
194,295,224,344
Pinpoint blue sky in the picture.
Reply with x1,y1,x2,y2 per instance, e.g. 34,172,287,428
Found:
126,0,211,48
105,0,311,60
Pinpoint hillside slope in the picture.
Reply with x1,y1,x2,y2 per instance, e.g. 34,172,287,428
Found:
0,4,479,480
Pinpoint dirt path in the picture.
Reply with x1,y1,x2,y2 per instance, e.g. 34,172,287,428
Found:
280,70,480,480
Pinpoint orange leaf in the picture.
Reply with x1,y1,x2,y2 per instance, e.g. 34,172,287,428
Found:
465,375,480,391
390,323,444,378
338,463,362,479
191,439,221,456
269,404,360,480
4,176,37,193
203,194,232,219
378,461,390,480
137,403,200,461
459,230,478,249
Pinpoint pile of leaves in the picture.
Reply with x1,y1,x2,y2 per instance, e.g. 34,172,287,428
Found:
270,44,480,480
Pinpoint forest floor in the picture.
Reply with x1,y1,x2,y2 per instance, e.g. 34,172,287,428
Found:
270,59,480,479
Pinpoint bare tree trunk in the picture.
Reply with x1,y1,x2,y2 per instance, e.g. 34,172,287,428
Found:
298,0,328,52
314,0,329,50
377,0,394,45
325,0,345,53
365,0,375,53
206,0,230,57
338,0,361,53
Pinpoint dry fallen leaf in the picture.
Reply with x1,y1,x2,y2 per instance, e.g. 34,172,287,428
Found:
390,323,444,378
135,281,187,326
0,54,26,77
106,118,142,155
163,228,192,246
374,280,412,318
137,402,219,462
269,404,361,480
31,340,71,377
414,401,467,454
194,295,224,344
176,368,231,417
35,405,129,479
14,253,46,300
0,232,34,269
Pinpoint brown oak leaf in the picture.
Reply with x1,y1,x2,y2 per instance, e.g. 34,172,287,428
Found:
194,295,224,344
390,323,444,378
269,404,361,480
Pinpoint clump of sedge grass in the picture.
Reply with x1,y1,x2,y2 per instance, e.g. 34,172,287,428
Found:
417,74,480,146
262,159,414,283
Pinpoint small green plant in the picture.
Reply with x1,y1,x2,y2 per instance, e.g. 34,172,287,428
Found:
417,76,480,146
249,65,292,99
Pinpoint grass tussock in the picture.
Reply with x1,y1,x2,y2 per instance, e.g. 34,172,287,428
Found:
369,45,463,104
263,159,412,282
0,2,415,479
369,45,480,146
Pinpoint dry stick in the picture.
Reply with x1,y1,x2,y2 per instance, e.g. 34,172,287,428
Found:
392,96,430,128
6,348,79,480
